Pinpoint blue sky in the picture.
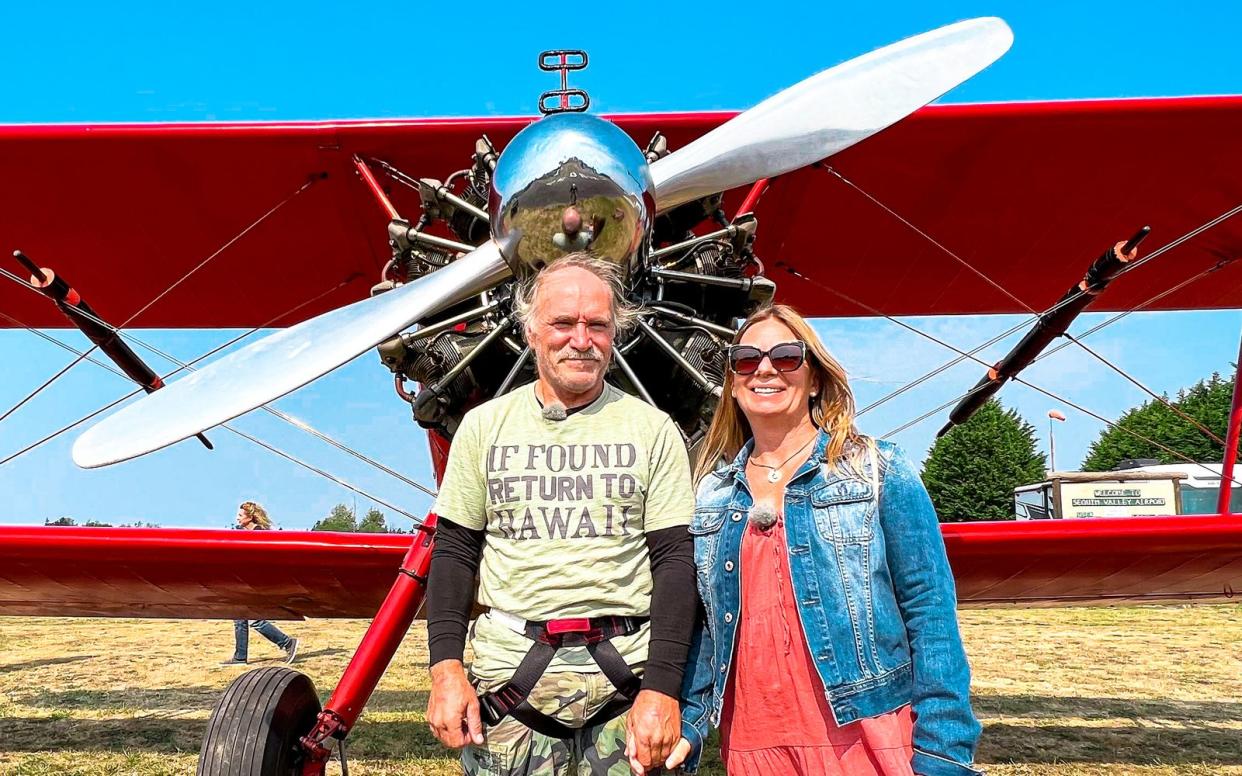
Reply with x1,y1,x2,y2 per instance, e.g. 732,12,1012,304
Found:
1,2,1240,528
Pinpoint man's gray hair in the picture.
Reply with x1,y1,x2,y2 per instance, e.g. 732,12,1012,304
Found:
513,253,640,336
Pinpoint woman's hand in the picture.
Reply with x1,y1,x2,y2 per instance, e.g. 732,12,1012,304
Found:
664,737,693,770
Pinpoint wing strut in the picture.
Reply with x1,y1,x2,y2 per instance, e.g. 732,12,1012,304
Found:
935,228,1151,436
1218,331,1242,512
883,256,1237,439
5,252,212,449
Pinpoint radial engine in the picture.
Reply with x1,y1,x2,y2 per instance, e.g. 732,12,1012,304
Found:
370,56,774,451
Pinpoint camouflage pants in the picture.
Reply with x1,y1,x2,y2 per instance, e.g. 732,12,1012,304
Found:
463,671,631,776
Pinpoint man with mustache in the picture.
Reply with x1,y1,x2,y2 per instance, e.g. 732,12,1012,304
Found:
425,253,697,775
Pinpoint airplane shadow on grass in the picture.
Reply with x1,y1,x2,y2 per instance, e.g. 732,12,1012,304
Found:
1,688,440,755
1,690,1239,764
236,647,350,663
18,686,427,712
974,694,1242,724
0,655,97,674
974,694,1242,766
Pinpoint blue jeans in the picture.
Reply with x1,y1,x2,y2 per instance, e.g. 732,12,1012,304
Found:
232,619,292,661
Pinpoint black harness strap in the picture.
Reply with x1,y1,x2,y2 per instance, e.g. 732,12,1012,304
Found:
586,639,641,698
477,615,647,739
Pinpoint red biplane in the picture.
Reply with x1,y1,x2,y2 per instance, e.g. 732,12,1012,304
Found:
2,17,1241,774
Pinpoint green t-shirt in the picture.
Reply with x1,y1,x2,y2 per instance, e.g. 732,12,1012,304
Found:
432,382,694,682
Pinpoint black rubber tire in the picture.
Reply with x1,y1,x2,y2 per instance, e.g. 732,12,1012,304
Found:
197,666,322,776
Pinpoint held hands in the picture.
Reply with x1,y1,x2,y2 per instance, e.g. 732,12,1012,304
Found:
426,659,485,749
624,689,682,774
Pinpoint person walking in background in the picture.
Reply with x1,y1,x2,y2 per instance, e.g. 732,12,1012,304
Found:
220,501,300,666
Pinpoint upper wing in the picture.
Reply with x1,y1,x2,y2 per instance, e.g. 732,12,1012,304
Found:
0,116,533,329
0,113,721,329
0,517,1238,619
4,97,1242,329
765,96,1242,316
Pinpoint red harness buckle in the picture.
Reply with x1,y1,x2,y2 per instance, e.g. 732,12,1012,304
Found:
545,617,592,635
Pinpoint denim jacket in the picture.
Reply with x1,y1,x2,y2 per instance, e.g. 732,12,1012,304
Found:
679,431,982,776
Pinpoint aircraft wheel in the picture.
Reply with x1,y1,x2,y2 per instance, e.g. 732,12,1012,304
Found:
198,666,322,775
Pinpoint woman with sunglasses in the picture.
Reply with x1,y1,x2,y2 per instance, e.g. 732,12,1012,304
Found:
667,305,981,776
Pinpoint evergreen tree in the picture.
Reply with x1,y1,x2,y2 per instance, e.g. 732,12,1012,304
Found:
1082,373,1236,470
921,399,1047,522
312,503,357,532
44,517,76,526
358,508,387,533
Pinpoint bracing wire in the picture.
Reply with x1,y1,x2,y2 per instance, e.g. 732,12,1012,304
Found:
1,268,430,496
781,263,1242,486
0,278,436,513
821,164,1242,435
882,258,1233,438
0,175,321,422
0,312,426,520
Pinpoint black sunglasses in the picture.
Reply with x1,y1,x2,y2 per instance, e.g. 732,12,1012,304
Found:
727,341,807,375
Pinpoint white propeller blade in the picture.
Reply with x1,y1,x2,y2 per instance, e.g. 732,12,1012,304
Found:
649,17,1013,211
73,241,510,468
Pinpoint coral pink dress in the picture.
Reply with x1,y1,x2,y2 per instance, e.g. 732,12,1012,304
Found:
720,517,916,775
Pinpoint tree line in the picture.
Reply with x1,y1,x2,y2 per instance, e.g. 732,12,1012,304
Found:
42,505,405,532
311,504,407,533
43,517,160,527
920,372,1239,522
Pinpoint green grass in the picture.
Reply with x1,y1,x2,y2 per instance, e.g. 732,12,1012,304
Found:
0,605,1239,774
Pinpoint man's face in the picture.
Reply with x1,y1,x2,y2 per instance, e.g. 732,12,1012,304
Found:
527,267,615,398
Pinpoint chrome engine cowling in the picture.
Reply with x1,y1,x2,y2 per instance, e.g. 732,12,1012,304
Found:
489,112,655,280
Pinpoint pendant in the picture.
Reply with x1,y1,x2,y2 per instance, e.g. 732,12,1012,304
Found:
767,469,781,483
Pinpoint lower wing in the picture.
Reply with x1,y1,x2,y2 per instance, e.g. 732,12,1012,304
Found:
0,517,1238,618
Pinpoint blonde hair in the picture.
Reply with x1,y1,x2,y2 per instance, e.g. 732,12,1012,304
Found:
512,253,639,338
239,501,272,530
693,304,871,486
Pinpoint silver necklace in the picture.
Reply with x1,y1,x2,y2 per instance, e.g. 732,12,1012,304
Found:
748,435,816,483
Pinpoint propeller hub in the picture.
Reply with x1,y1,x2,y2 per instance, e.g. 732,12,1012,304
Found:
490,112,654,280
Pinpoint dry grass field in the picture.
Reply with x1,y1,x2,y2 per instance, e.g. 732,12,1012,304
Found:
0,605,1239,775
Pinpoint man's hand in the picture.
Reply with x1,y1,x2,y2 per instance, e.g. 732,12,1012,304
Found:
426,659,485,749
624,689,681,774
